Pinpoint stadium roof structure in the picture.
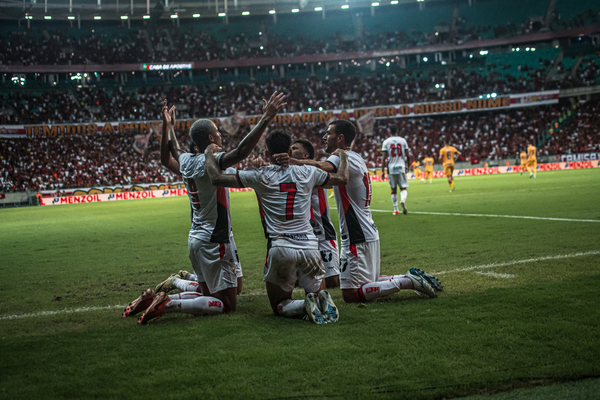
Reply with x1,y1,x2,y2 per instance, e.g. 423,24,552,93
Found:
1,0,447,21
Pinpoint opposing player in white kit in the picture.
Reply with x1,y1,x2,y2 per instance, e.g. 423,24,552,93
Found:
289,120,443,304
290,139,340,289
205,131,350,324
129,92,286,324
381,124,410,215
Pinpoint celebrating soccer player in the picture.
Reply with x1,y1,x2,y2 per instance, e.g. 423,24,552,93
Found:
204,130,349,324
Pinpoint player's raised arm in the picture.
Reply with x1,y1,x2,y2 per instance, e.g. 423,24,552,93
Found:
204,144,244,188
288,156,337,172
219,91,286,169
322,149,349,187
160,100,183,174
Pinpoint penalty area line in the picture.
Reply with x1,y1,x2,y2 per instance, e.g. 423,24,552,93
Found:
3,251,599,321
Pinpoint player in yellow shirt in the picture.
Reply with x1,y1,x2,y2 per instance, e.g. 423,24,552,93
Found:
410,161,423,181
526,144,537,178
519,150,527,176
439,142,461,192
423,155,434,183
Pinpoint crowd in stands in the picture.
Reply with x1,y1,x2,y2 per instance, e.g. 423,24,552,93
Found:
2,101,599,193
7,53,598,125
0,3,598,66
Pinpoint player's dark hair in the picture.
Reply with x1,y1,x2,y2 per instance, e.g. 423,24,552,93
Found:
329,120,356,146
292,139,315,160
389,124,398,135
189,119,216,151
266,130,292,156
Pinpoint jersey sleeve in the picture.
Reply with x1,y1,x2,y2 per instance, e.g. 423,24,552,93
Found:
381,139,389,153
311,167,330,187
237,169,261,189
179,153,192,174
326,154,340,173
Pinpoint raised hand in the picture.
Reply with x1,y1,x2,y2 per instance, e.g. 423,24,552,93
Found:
205,143,223,155
273,153,290,167
262,91,287,121
332,148,348,158
161,99,176,130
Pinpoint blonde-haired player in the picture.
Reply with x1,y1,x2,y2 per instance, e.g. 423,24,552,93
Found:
519,150,527,176
526,144,537,178
439,142,461,192
411,161,423,181
423,154,434,183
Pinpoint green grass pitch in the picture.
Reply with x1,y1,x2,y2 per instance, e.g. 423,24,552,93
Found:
1,169,599,399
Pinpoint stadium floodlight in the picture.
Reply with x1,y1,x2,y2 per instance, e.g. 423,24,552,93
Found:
531,48,536,51
143,15,151,19
372,2,380,6
242,11,250,15
315,7,322,11
94,16,101,20
120,16,128,20
417,0,425,2
170,14,178,18
26,15,33,19
391,0,398,3
341,5,349,9
193,14,200,18
423,57,428,62
68,16,75,20
44,15,52,19
218,12,226,17
291,8,299,12
269,10,276,14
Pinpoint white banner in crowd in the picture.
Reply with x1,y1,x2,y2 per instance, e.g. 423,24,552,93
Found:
0,90,559,139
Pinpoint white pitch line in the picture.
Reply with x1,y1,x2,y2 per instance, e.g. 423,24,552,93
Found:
0,304,127,321
475,271,516,279
367,209,600,223
2,251,599,321
432,250,600,275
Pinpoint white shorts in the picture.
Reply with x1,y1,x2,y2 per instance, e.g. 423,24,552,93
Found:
265,246,324,293
340,240,381,289
188,237,238,294
319,239,340,278
389,173,408,190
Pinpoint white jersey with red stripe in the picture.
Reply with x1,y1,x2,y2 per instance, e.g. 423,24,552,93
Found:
238,164,329,249
327,151,379,246
311,187,337,242
180,152,232,244
381,136,409,174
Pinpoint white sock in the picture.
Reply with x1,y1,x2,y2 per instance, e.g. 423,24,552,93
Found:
378,274,406,281
173,278,201,292
359,277,413,301
166,296,224,316
400,189,408,203
391,194,398,211
169,292,203,300
277,299,306,318
189,274,198,281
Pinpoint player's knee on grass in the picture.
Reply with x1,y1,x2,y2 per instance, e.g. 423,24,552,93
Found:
266,282,294,315
342,288,361,303
212,287,238,313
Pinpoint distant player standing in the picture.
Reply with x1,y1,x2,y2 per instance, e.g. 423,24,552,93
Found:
290,120,442,304
291,139,340,288
411,160,424,181
381,124,410,215
423,154,434,183
439,142,461,192
519,150,527,176
526,144,537,178
205,131,350,324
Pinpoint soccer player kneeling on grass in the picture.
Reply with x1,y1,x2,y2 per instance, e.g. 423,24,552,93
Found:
205,131,350,324
290,120,443,304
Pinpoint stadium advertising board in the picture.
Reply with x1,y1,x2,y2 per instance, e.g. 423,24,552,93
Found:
141,63,193,71
0,91,559,139
39,160,598,206
559,152,600,162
